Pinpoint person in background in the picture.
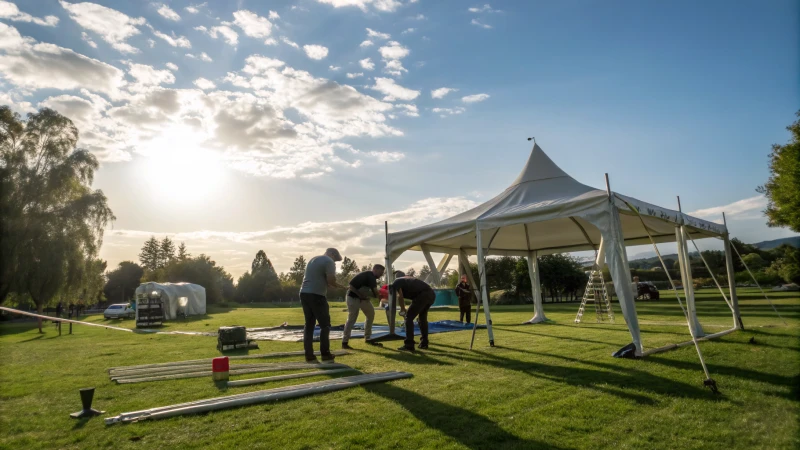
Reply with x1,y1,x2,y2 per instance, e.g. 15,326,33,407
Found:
299,248,348,363
392,271,436,352
455,275,473,324
55,301,63,318
342,264,386,349
632,275,640,300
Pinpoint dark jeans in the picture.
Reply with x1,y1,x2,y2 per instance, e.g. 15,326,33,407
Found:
404,290,435,347
300,293,331,358
459,302,471,324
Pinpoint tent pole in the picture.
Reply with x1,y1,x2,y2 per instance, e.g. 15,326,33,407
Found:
421,246,441,286
729,236,787,325
525,250,547,324
722,212,744,329
385,221,396,334
459,249,482,349
676,197,704,337
474,225,495,347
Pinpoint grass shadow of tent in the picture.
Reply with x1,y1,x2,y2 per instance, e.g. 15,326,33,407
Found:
364,383,571,450
430,343,717,403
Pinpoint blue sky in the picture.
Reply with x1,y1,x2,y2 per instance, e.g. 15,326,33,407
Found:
1,0,797,276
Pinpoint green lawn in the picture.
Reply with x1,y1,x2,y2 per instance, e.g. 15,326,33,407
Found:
1,289,798,449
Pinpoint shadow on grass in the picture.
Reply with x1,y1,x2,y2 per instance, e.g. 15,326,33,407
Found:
359,346,456,366
429,343,717,403
364,383,574,450
645,355,799,391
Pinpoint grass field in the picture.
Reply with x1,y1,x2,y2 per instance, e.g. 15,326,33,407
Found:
1,289,798,449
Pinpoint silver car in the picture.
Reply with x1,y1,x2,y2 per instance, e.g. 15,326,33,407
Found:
103,303,135,320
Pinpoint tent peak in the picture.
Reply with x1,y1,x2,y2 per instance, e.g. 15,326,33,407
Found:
509,143,571,187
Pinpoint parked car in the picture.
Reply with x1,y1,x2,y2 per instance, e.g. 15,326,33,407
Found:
636,282,660,300
104,303,135,320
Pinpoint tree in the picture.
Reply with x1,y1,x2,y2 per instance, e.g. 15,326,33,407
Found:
236,250,281,302
288,255,307,285
339,257,359,278
0,107,114,331
139,236,161,272
251,250,274,273
177,242,190,260
163,254,234,304
419,265,431,280
741,253,767,270
104,261,144,304
160,237,175,267
757,111,800,232
406,267,417,278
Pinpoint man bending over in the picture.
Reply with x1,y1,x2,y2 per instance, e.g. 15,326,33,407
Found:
342,264,386,349
392,271,436,352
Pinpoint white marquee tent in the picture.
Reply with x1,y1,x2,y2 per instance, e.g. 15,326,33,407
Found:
135,282,206,320
384,144,743,358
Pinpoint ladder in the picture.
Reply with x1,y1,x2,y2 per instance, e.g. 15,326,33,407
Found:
575,270,615,324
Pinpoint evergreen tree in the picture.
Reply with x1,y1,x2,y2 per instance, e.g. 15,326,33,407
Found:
138,236,161,272
177,242,190,260
757,111,800,232
160,237,175,267
288,255,307,285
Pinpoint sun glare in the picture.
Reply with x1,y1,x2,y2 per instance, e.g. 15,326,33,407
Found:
139,127,226,205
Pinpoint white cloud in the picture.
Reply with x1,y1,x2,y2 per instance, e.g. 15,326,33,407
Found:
401,28,415,34
166,62,178,71
151,28,191,48
233,10,273,38
395,103,418,117
81,31,97,48
471,19,492,29
431,87,457,99
59,1,146,53
0,1,59,26
412,13,426,20
329,65,341,71
378,41,409,60
0,23,126,97
432,107,465,117
264,37,277,46
185,52,212,62
359,40,374,48
462,93,489,103
193,77,215,90
303,44,329,60
269,10,280,20
147,39,155,48
384,59,407,76
185,3,206,14
126,62,175,87
346,72,363,78
280,36,299,49
690,195,768,221
371,77,419,101
103,196,472,277
317,0,402,13
197,24,239,46
366,28,390,39
157,4,180,21
468,4,501,13
359,57,375,70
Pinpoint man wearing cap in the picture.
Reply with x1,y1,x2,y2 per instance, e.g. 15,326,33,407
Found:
342,264,386,349
391,271,436,352
299,248,348,363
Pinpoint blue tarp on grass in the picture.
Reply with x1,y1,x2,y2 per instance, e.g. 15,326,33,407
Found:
246,320,483,342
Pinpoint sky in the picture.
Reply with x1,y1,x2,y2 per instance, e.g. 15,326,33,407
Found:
1,0,798,278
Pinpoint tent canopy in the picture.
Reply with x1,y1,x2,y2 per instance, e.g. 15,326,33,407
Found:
135,282,206,320
387,144,725,261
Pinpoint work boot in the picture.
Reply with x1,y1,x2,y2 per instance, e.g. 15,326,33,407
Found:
418,341,429,350
321,353,336,363
342,342,353,350
365,340,383,347
305,356,319,363
397,345,415,353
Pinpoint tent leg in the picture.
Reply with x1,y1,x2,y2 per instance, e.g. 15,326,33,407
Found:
723,233,744,329
525,251,547,324
475,228,495,347
421,246,441,286
459,250,483,350
676,226,704,337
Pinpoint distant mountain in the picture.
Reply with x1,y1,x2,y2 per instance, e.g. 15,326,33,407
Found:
753,236,800,250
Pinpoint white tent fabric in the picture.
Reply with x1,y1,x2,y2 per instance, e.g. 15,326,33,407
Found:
135,282,206,320
385,144,732,356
